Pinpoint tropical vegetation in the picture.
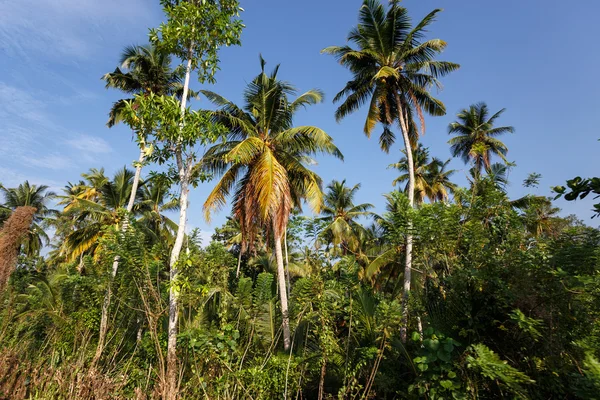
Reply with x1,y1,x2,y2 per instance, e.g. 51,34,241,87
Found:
0,1,598,399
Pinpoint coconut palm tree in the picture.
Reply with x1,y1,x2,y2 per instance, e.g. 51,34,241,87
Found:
390,144,432,204
319,180,374,255
58,167,144,263
390,144,456,203
103,44,184,129
201,57,343,350
137,176,179,246
448,102,514,174
323,0,458,341
468,162,510,195
57,169,177,261
0,181,56,256
427,158,457,202
102,44,192,216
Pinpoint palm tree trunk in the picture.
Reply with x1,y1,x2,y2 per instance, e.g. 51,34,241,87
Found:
165,46,194,400
284,228,291,297
235,250,242,277
395,94,415,344
93,147,146,365
273,224,291,351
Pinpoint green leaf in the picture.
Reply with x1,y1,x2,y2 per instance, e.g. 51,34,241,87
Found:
424,338,440,351
440,380,453,389
437,349,451,362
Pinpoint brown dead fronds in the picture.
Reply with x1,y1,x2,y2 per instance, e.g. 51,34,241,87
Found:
0,206,36,290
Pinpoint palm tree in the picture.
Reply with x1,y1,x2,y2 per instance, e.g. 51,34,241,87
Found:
103,44,186,214
364,192,408,290
58,167,143,263
324,0,458,342
137,176,179,246
103,44,184,128
319,180,374,255
0,181,56,256
201,57,343,350
139,178,178,233
448,102,514,174
57,167,178,363
468,162,510,194
427,158,457,202
390,144,456,203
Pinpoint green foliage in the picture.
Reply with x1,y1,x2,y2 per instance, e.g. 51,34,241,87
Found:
466,344,534,398
150,0,243,83
123,93,226,180
523,172,542,188
554,176,600,217
1,2,599,400
508,309,543,341
574,352,600,399
410,329,465,399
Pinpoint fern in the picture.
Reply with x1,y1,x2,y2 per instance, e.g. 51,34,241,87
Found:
467,344,534,397
254,272,275,305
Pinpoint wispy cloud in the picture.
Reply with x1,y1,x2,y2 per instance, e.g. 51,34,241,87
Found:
66,135,112,154
0,0,152,61
0,83,55,166
0,83,53,128
0,84,112,172
0,167,63,191
25,154,74,170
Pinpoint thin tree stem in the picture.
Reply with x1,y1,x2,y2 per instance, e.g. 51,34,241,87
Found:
395,92,415,344
274,222,291,351
166,42,194,400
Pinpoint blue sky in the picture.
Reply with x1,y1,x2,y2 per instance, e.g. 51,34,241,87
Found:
1,0,599,242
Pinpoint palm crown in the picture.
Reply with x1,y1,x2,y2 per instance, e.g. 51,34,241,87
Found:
57,168,146,261
448,102,514,173
323,0,459,151
202,57,343,247
389,144,456,203
319,180,374,253
102,44,184,128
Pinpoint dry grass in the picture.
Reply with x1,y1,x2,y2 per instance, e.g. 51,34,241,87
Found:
0,348,131,400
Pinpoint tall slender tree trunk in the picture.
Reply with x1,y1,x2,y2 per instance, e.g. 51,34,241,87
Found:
284,228,291,297
166,169,189,399
93,147,145,365
127,147,145,212
318,356,327,400
235,250,242,277
166,47,193,400
396,95,415,344
273,224,291,351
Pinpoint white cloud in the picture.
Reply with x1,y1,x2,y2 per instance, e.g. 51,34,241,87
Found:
25,154,74,170
0,0,152,61
0,167,62,191
0,84,111,171
0,83,53,128
66,135,112,154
